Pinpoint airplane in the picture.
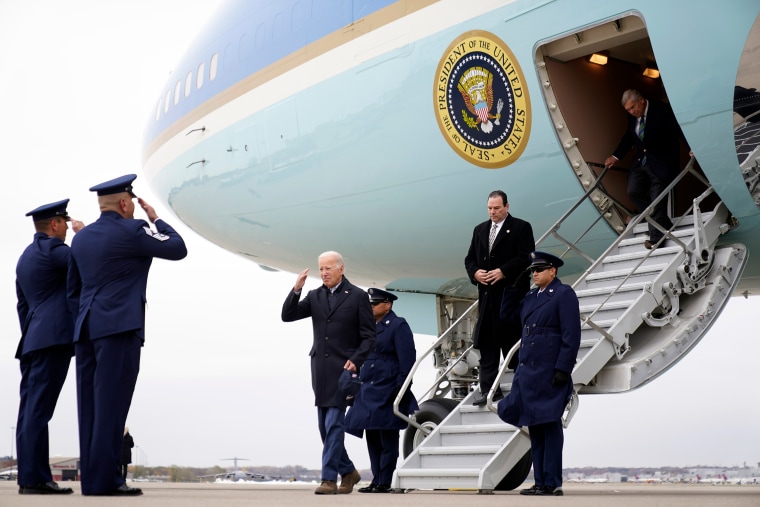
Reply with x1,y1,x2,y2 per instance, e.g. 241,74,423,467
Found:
199,457,274,482
142,0,760,492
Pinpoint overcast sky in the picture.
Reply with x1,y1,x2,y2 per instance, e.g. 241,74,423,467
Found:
0,1,758,474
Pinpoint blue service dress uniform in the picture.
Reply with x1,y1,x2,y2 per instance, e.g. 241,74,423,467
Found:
68,211,186,494
15,232,75,487
345,310,419,488
498,277,581,490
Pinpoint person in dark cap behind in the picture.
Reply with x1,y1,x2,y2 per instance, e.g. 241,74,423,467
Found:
67,174,187,496
15,199,83,495
498,251,581,497
345,288,419,493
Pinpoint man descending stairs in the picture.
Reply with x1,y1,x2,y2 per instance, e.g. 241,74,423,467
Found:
392,198,746,493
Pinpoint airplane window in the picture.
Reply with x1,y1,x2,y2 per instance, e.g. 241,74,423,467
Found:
197,62,205,89
273,12,287,41
164,90,171,113
223,43,233,74
173,81,181,105
291,1,308,32
155,99,163,121
210,53,218,81
185,71,193,97
255,23,268,52
239,32,250,61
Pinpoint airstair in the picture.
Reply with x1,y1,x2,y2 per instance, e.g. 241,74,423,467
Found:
390,160,747,492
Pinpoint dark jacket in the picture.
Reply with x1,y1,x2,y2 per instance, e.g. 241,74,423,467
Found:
121,432,134,465
612,100,686,182
281,277,375,407
464,213,534,347
15,233,76,358
67,212,187,343
498,277,581,427
345,310,419,434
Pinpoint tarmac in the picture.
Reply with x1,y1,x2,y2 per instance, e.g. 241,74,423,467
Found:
1,481,759,507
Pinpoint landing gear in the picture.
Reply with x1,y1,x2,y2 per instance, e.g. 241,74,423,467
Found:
494,450,532,491
402,398,460,458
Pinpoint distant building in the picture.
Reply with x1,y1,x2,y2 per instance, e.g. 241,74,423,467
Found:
50,457,79,482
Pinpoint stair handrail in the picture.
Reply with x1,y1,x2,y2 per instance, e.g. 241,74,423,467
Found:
392,300,478,434
486,157,708,409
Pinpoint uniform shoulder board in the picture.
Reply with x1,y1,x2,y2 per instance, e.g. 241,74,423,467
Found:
143,225,170,241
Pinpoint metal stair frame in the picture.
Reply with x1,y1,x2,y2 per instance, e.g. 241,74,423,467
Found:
391,159,745,493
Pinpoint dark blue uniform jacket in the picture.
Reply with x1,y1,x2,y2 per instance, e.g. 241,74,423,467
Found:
15,233,75,358
67,212,187,342
345,310,419,434
499,278,580,427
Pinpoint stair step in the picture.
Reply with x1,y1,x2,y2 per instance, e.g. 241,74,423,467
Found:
418,445,504,468
618,227,695,247
396,468,481,477
602,246,682,266
584,263,668,282
438,423,518,446
439,424,514,434
576,282,647,297
579,299,635,313
418,445,502,455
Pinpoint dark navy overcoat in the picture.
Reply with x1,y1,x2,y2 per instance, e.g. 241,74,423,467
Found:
281,277,375,407
345,310,419,433
498,277,580,427
15,233,76,358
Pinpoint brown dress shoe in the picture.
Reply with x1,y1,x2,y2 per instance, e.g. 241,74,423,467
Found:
314,480,337,494
338,469,361,494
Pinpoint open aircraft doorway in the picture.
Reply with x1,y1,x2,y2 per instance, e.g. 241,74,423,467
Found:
534,13,712,237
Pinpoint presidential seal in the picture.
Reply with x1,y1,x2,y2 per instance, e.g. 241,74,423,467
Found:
434,30,531,168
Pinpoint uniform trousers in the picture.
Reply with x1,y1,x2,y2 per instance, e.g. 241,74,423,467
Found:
528,420,564,489
16,345,72,486
75,329,141,495
627,164,672,243
366,429,400,486
317,406,355,481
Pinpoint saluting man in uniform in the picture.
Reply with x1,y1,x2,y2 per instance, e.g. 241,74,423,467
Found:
498,251,581,497
15,199,83,495
345,288,419,493
68,174,187,496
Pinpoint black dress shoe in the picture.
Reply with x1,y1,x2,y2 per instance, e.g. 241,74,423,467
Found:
371,484,392,493
472,391,504,406
93,484,143,496
536,486,564,496
358,484,376,493
519,484,543,495
19,481,74,495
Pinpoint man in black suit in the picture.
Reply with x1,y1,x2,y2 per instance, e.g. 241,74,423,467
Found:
281,251,375,495
465,191,534,406
604,89,688,249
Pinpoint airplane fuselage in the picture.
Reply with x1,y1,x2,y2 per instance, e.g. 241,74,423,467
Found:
142,0,760,295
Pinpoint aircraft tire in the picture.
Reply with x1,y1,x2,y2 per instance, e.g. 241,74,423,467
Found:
402,398,460,458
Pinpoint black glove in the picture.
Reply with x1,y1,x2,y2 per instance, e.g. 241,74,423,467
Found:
551,369,569,386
